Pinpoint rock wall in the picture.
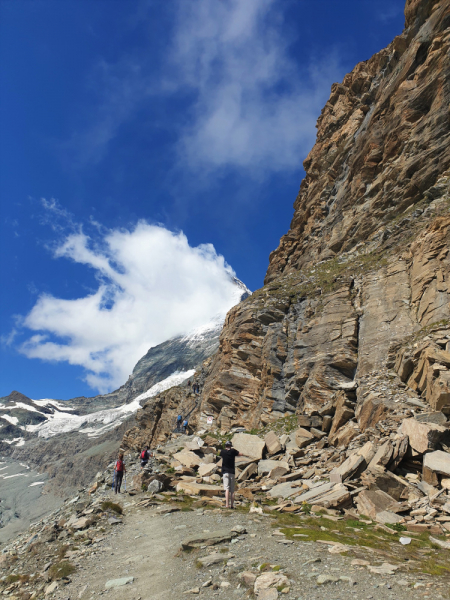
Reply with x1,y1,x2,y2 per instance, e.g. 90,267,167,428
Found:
123,0,450,449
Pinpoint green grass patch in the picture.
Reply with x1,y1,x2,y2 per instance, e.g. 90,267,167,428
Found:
6,574,29,584
49,561,76,581
268,511,450,577
101,501,123,515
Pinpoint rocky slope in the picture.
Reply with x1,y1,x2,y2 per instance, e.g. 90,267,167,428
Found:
123,0,450,449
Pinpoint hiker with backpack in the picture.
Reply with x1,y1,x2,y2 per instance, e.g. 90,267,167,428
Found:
182,418,188,433
220,440,242,509
114,453,126,494
177,414,182,431
140,446,150,468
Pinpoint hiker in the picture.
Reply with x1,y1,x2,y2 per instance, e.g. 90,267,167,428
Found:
220,440,242,509
187,380,191,387
140,446,149,468
182,418,188,434
177,414,182,431
114,452,126,494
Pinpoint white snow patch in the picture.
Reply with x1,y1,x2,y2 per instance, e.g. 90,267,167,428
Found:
33,399,75,411
15,439,25,447
134,370,196,403
1,473,28,479
2,437,24,445
1,414,19,425
29,481,45,487
28,370,195,439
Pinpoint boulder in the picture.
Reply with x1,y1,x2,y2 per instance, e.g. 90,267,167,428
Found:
267,482,300,499
368,441,393,470
239,571,257,586
331,421,359,447
361,468,410,501
400,418,450,453
131,470,153,491
294,427,315,448
173,450,203,468
258,459,289,476
294,482,351,508
331,441,375,481
264,431,282,455
375,510,403,525
388,435,409,471
415,412,448,425
355,489,403,519
423,450,450,480
197,553,234,567
147,480,164,494
72,517,90,530
328,393,355,439
254,572,289,594
237,462,258,481
268,465,290,480
357,396,393,431
181,529,237,550
231,433,265,460
321,415,333,432
198,463,217,477
105,577,134,589
175,481,220,497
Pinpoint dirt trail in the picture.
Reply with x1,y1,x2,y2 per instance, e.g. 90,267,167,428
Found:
51,490,449,600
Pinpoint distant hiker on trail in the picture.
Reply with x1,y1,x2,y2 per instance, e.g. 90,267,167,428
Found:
140,446,149,468
177,414,182,431
220,440,242,509
114,453,126,494
187,380,191,387
182,418,188,433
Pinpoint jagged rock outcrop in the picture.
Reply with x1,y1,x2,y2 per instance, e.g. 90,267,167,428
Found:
123,0,450,449
266,0,450,280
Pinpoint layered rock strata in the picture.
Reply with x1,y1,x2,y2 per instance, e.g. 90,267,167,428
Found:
124,0,450,449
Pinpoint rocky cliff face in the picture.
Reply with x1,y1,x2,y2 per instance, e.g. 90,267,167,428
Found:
124,0,450,449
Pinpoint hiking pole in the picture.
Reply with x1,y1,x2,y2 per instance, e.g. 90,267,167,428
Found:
124,475,127,492
112,471,115,492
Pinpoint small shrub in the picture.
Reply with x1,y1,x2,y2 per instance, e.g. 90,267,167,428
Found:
386,523,407,532
49,561,76,581
57,544,69,560
302,502,312,515
272,565,281,571
100,501,123,515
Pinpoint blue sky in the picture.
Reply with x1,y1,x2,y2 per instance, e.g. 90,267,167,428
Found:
0,0,406,400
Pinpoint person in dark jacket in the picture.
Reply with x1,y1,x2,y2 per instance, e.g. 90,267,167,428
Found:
220,440,242,509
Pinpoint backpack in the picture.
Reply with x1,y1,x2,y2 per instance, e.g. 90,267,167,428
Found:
116,459,124,472
141,450,147,460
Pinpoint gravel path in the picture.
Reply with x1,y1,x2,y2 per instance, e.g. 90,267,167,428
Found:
52,492,448,600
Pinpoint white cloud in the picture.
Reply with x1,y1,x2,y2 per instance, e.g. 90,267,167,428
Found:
169,0,342,174
19,221,245,393
65,0,345,175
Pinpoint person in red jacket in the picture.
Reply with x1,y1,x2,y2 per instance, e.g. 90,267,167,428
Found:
114,453,126,494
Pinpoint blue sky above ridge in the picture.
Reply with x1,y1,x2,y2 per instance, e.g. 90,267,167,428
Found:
0,0,406,399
